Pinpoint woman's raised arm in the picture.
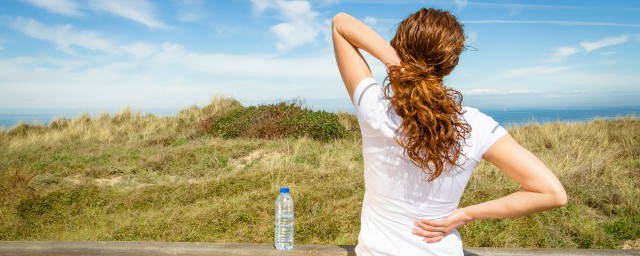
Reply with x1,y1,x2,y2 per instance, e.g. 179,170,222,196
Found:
331,12,401,104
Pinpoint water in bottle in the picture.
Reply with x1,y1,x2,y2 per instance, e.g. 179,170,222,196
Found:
275,187,294,250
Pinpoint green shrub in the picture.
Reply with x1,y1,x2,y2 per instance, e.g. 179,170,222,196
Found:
209,102,347,142
604,214,640,241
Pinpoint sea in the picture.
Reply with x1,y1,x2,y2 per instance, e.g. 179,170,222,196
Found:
480,106,640,127
0,105,639,129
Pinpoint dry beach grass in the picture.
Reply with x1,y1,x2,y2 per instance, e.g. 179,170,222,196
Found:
0,96,638,249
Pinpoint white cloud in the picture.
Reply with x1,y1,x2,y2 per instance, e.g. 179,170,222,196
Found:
214,25,248,38
363,16,378,26
547,35,629,63
454,0,468,9
89,0,170,29
550,46,579,62
147,42,337,79
597,60,618,66
316,0,339,5
251,0,272,14
465,31,478,44
580,35,629,52
462,88,538,95
121,42,157,58
501,65,570,79
10,18,117,54
175,0,206,22
21,0,83,16
468,66,640,96
252,0,322,52
0,41,346,108
462,20,640,28
272,22,319,51
544,71,640,89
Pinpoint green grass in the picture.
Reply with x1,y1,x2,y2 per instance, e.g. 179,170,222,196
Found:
0,96,638,249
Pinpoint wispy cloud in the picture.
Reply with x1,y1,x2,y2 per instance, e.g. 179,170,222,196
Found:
580,35,629,52
363,16,378,26
469,1,640,11
453,0,468,9
251,0,322,52
175,0,207,23
335,1,640,12
465,31,478,44
358,18,640,28
120,42,157,58
462,88,538,95
501,65,570,79
314,0,339,6
89,0,170,29
0,42,343,108
548,35,629,62
468,2,618,10
21,0,83,16
10,17,117,54
250,0,272,14
462,20,640,28
550,47,579,62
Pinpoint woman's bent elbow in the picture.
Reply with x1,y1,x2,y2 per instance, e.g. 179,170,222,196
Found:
552,187,568,208
332,12,348,25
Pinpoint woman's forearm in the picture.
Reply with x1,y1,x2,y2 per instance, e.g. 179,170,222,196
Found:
332,12,401,68
462,188,567,221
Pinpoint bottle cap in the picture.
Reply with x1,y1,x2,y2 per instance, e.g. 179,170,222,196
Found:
280,187,290,194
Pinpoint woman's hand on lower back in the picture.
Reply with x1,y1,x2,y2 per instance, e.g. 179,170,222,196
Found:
412,208,474,243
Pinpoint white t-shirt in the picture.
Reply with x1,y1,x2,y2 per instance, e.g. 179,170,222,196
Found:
352,77,508,256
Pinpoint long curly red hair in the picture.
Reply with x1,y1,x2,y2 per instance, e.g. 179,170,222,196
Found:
383,7,472,182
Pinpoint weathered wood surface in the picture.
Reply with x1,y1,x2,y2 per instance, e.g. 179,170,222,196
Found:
0,241,639,256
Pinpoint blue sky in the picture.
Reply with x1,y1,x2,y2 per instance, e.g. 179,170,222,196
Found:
0,0,639,112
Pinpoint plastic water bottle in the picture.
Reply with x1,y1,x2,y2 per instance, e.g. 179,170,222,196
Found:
274,187,294,250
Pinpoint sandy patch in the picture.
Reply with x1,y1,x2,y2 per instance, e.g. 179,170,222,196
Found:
623,238,640,249
231,150,283,170
95,176,122,186
64,174,83,185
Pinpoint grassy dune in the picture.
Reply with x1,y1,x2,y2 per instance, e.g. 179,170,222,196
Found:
0,96,638,249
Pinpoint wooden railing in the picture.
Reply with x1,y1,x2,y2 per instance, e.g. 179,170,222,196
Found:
0,241,638,256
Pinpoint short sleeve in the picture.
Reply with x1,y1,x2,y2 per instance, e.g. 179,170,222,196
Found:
471,109,508,161
353,77,382,115
352,77,385,136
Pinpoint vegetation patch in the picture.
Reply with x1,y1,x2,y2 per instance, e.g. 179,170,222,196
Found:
0,97,638,248
208,102,347,142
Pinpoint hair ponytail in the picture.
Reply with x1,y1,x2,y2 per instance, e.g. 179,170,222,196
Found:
383,63,471,182
382,7,472,182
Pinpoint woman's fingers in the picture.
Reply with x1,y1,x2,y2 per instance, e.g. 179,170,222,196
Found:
412,228,443,238
413,209,472,243
420,219,445,227
413,218,453,243
424,236,445,243
414,220,446,232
